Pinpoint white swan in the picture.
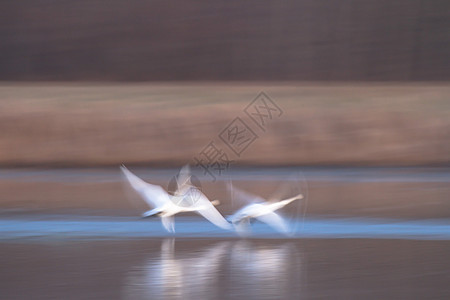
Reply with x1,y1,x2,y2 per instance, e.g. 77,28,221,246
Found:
227,184,303,234
120,165,231,232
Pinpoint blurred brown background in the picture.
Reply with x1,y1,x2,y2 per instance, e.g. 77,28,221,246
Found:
1,0,449,81
1,1,450,166
0,83,449,167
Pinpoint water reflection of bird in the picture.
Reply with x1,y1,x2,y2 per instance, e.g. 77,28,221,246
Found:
120,165,231,232
123,240,302,300
227,183,303,234
124,239,230,300
229,241,297,299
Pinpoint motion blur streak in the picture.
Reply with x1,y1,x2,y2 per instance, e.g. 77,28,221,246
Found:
0,216,449,240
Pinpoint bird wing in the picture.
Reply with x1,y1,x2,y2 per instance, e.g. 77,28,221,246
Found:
267,181,292,203
193,192,232,230
255,211,289,233
234,217,252,235
161,216,175,233
120,165,170,208
176,164,191,187
227,182,266,206
173,165,194,197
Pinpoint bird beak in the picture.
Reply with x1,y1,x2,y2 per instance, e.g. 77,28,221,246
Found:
211,200,221,206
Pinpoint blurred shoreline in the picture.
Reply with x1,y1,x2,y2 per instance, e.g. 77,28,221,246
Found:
1,82,449,167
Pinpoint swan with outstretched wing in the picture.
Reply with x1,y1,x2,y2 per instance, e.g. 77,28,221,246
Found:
120,165,231,232
227,183,303,234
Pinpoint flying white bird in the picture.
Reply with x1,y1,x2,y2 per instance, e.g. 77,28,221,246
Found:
120,165,231,232
227,184,303,234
